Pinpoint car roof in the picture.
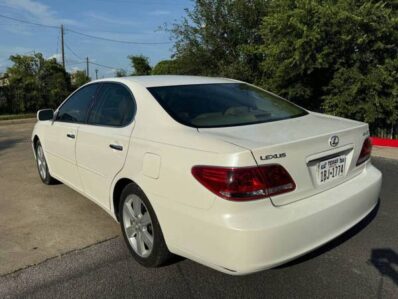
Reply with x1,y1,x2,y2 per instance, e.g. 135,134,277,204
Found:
93,75,239,88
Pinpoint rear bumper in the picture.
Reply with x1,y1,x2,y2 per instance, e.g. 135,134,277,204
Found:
157,163,382,275
231,163,381,275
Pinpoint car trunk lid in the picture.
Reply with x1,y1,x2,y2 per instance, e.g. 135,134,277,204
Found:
198,112,369,206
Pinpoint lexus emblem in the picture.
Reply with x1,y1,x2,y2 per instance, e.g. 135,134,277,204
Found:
329,135,339,147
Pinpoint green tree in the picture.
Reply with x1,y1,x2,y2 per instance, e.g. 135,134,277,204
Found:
71,70,90,89
170,0,269,81
257,0,398,129
40,57,71,109
151,60,180,75
6,54,42,113
0,76,10,114
128,55,152,75
6,53,71,113
115,69,127,77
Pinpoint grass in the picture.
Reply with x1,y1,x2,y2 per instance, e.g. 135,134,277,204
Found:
0,113,36,121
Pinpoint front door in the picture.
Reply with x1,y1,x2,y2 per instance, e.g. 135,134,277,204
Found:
44,83,99,191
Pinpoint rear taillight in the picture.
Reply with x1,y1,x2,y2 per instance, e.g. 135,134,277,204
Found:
191,165,296,201
356,137,372,166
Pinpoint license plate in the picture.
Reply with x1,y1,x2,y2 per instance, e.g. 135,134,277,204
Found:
318,155,346,184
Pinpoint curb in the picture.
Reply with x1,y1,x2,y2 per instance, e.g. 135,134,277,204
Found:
0,118,36,126
371,137,398,148
372,146,398,161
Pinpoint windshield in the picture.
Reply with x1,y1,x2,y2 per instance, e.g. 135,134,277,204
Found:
148,83,308,128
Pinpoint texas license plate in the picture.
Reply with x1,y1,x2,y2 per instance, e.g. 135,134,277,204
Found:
318,155,346,184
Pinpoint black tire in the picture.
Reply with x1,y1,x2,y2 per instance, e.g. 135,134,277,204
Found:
119,183,172,267
35,140,57,185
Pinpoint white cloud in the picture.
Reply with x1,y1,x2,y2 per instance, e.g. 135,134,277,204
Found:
70,66,83,73
48,53,61,62
0,0,77,25
0,46,34,72
85,12,139,27
148,10,171,16
0,45,34,56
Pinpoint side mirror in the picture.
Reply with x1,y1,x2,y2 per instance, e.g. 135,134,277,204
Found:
37,109,54,121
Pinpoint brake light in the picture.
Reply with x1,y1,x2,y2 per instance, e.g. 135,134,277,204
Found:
356,137,372,166
191,165,296,201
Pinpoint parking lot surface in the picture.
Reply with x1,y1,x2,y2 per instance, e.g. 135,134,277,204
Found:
0,121,119,275
0,121,397,298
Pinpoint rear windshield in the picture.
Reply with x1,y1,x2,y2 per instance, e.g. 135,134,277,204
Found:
148,83,307,128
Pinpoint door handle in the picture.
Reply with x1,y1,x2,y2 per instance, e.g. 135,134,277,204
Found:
109,144,123,151
66,133,75,139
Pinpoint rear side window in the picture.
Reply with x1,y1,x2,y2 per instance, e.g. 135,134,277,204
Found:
148,83,307,128
56,84,98,123
87,83,136,127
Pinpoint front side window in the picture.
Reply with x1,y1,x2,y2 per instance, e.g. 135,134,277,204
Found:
87,83,136,127
148,83,308,128
56,84,98,123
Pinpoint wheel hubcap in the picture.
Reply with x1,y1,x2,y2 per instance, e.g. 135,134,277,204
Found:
122,195,154,258
36,145,47,179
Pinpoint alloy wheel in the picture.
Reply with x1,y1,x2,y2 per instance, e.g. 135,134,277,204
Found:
122,194,154,258
36,145,47,180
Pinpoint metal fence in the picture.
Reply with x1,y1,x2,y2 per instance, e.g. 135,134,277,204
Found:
371,124,398,139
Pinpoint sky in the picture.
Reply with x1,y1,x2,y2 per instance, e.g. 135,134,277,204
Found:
0,0,193,78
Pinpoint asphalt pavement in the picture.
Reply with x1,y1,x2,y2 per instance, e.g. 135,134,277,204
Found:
0,121,119,275
0,121,397,298
1,162,397,298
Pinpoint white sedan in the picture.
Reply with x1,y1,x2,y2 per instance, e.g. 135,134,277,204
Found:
32,75,382,275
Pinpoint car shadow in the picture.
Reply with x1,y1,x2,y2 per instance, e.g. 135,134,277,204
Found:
370,248,398,286
0,137,27,153
276,199,380,269
161,254,186,266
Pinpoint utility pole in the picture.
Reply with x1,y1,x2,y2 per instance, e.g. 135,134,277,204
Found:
60,24,65,69
95,69,98,80
86,57,89,79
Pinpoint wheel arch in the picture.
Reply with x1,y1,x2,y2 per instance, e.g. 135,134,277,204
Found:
113,178,139,221
33,134,40,148
32,135,40,158
112,176,173,253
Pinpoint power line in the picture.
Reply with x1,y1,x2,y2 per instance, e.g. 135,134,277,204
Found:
0,14,171,45
92,0,188,5
66,61,86,67
64,40,124,71
64,42,123,71
64,41,84,60
65,28,171,45
0,13,58,29
89,61,122,70
0,15,133,74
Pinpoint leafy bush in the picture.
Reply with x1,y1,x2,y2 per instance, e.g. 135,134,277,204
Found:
4,53,71,113
258,0,398,131
171,0,398,134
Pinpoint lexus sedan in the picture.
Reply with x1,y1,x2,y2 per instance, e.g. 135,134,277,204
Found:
32,75,382,275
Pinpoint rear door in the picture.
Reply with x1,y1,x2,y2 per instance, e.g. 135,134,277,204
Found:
44,83,99,191
76,82,136,209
